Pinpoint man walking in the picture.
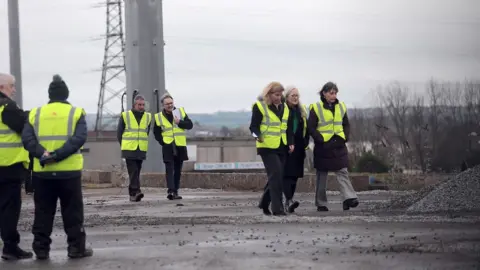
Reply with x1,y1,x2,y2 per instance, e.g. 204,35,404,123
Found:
22,74,93,260
0,73,33,260
153,94,193,200
117,94,152,202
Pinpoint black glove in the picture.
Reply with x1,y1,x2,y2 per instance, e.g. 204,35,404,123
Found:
39,152,57,167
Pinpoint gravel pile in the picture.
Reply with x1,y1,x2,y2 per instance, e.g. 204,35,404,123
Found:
406,165,480,213
372,183,441,211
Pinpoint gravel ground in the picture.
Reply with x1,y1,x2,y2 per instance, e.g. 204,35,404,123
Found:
407,165,480,214
4,189,480,269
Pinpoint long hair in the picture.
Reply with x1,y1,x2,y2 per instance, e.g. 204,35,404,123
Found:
284,85,306,118
261,81,284,105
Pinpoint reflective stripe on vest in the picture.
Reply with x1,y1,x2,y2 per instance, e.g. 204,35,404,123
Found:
255,101,289,149
312,101,346,142
29,103,84,172
154,108,187,147
121,111,152,152
0,105,29,167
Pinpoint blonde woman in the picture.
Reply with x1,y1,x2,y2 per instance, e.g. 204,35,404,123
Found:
249,82,294,216
283,86,310,213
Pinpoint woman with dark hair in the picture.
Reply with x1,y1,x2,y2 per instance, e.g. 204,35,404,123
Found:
282,85,309,213
307,82,359,211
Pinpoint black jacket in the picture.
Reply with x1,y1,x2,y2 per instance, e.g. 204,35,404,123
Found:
307,97,351,171
249,100,294,156
116,110,151,160
284,104,310,178
22,100,88,179
0,92,27,182
153,108,193,162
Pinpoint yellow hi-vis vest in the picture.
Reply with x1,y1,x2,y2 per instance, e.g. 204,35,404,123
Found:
311,100,346,142
0,105,29,167
255,101,289,149
154,108,187,146
29,103,85,172
121,110,152,152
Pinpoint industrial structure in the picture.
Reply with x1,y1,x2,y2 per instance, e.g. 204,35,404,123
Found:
93,0,168,173
7,0,23,108
94,0,127,133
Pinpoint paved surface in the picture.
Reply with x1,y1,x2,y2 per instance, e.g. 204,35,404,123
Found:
2,188,480,269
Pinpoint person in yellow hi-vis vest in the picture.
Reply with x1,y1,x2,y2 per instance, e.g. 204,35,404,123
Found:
153,93,193,200
0,73,33,261
249,82,294,216
116,94,152,202
282,85,310,213
21,75,93,260
307,82,358,212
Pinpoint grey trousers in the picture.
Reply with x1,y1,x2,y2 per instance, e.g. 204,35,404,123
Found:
315,168,357,207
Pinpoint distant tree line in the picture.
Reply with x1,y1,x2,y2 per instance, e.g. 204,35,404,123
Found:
348,79,480,173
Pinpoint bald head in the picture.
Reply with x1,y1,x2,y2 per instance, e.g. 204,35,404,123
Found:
0,73,16,99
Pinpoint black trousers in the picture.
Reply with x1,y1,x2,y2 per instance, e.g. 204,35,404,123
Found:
0,182,22,253
25,156,34,193
32,176,86,253
126,159,143,196
165,156,184,194
259,153,286,213
24,171,34,193
283,177,298,201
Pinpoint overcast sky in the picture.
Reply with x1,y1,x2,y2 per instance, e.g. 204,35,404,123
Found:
1,0,479,113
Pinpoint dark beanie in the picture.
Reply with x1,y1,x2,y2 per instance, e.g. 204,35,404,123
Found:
48,74,69,101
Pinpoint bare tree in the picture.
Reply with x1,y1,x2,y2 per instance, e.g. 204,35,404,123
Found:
463,80,480,126
425,79,443,152
408,93,428,172
377,82,411,167
220,126,231,137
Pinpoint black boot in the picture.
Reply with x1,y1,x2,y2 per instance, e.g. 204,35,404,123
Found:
343,198,359,211
317,206,329,212
1,247,33,261
258,202,271,216
134,192,144,202
173,192,182,200
34,250,49,260
167,192,174,200
272,211,287,216
285,200,300,213
68,247,93,259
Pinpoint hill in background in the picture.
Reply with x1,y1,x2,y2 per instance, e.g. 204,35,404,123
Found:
85,110,252,130
85,107,379,131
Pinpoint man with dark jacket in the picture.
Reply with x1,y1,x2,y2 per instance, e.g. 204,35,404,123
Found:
308,82,358,212
153,94,193,200
22,75,93,260
0,73,33,260
117,94,152,202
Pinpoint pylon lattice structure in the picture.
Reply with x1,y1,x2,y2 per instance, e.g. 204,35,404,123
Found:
95,0,127,133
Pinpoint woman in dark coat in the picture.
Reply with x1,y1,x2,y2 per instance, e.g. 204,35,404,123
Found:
249,82,294,216
282,86,309,213
307,82,359,212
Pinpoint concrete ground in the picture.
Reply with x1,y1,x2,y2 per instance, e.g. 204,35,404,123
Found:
2,188,480,270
